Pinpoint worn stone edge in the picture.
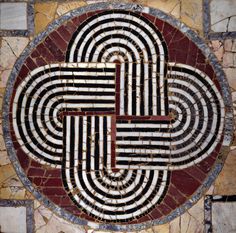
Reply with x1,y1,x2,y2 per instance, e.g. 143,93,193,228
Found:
2,2,234,231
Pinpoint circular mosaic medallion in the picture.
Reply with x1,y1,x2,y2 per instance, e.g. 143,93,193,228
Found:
3,3,233,231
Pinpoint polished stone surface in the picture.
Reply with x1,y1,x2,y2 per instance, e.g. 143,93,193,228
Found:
2,2,233,231
210,0,236,32
0,206,27,233
0,3,27,30
0,1,236,232
212,201,236,233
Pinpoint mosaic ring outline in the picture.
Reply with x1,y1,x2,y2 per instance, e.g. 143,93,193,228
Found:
2,2,233,231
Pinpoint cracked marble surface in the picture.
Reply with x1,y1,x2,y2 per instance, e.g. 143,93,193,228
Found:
0,1,236,232
210,0,236,33
212,201,236,233
34,0,203,36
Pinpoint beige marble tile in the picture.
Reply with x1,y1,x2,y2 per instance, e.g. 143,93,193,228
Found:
232,41,236,52
0,150,10,166
0,88,4,117
0,171,26,199
0,38,28,89
0,39,18,70
224,68,236,90
144,224,170,233
231,91,236,119
0,164,15,184
224,39,236,53
35,205,86,233
0,179,27,200
34,2,58,35
223,52,235,67
0,156,27,199
214,150,236,195
0,37,29,70
0,133,6,155
181,0,203,34
147,0,180,19
56,1,87,17
225,40,234,52
0,69,11,88
206,185,215,195
125,0,148,4
209,40,224,63
170,198,204,233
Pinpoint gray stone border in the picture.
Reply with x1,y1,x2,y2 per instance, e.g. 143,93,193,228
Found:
0,199,34,233
0,0,34,37
203,0,236,40
204,195,236,233
204,195,213,233
2,2,234,231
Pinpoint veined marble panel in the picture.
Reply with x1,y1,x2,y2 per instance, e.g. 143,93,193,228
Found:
212,201,236,233
210,0,236,32
0,3,27,30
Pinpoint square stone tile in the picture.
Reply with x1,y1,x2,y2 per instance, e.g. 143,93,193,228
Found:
0,206,27,233
210,0,236,32
212,201,236,233
0,3,27,30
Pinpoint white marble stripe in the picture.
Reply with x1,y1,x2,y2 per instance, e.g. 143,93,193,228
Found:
73,116,79,178
65,116,73,190
128,73,132,115
106,116,112,169
160,56,165,115
116,140,170,146
136,64,141,116
144,63,149,115
90,116,95,172
116,131,171,137
116,123,169,128
82,116,87,171
99,116,104,171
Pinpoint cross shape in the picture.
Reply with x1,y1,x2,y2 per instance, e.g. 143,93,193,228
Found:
10,10,226,223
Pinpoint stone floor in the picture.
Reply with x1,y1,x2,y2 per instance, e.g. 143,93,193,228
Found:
0,1,236,233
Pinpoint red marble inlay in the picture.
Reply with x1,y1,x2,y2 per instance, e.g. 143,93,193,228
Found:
8,8,226,226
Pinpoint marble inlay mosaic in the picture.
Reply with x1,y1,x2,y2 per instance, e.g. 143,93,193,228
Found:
2,3,233,231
